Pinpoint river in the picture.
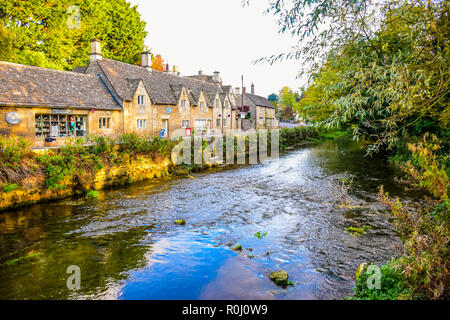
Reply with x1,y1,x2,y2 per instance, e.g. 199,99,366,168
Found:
0,137,412,300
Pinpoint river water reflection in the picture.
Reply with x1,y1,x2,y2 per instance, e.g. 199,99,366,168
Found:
0,137,412,300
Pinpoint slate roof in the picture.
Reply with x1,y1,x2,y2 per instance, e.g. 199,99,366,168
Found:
0,61,121,110
237,93,275,109
84,59,223,106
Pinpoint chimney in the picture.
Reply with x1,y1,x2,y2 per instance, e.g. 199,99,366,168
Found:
251,83,255,94
243,87,246,94
141,51,152,72
164,63,169,72
213,71,220,83
235,87,240,95
198,70,203,76
173,65,180,76
90,39,102,62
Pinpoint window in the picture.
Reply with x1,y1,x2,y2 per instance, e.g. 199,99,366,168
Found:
181,99,187,110
137,95,145,106
99,117,111,130
223,119,227,126
215,99,220,108
195,119,206,130
35,114,86,139
216,119,221,127
137,119,147,129
225,101,229,109
182,120,189,128
200,102,204,111
259,117,264,125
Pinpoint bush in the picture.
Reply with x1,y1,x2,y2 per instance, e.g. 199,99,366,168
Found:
0,135,33,168
351,262,412,300
376,134,449,299
1,183,19,193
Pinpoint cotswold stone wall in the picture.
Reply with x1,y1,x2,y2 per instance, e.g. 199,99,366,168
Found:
0,156,171,212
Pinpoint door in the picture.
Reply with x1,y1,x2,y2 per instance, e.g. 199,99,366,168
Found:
162,119,169,138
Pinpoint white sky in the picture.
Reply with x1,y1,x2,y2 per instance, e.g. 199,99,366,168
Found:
127,0,305,98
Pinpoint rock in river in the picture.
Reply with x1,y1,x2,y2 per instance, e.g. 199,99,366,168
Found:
269,271,290,286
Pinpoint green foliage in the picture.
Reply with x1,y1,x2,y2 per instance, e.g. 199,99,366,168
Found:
0,135,33,169
86,190,99,199
378,137,449,299
254,231,268,239
0,0,147,70
351,262,412,300
2,183,19,193
345,225,371,237
279,126,319,150
0,20,14,61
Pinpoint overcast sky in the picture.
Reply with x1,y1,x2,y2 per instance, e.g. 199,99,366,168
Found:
127,0,305,98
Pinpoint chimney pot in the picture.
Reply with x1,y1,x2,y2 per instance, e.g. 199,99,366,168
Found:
251,83,255,94
198,70,203,76
90,39,102,62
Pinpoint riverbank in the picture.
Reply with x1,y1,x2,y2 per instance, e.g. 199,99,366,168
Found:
0,127,330,212
0,137,402,300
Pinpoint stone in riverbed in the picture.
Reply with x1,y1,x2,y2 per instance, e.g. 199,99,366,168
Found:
174,219,186,225
269,271,290,286
232,243,243,251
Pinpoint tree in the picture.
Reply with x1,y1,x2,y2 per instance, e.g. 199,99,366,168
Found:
151,54,164,72
279,86,300,119
0,21,14,61
0,0,148,70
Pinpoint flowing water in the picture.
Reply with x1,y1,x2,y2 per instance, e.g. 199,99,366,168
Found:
0,137,414,300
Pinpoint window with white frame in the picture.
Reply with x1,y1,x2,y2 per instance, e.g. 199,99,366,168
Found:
195,119,206,130
223,118,227,126
137,119,147,129
259,117,264,125
182,120,189,128
181,99,187,110
137,95,145,106
99,117,111,129
215,99,220,108
200,102,204,111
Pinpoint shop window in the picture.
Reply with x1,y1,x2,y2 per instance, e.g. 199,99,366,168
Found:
35,114,86,139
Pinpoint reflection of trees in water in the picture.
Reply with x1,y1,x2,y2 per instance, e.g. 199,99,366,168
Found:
0,203,151,299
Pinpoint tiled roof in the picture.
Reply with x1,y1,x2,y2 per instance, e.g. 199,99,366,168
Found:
0,61,121,110
85,59,223,106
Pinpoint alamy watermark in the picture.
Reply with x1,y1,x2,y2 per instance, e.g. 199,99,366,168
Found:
67,5,81,30
67,265,81,291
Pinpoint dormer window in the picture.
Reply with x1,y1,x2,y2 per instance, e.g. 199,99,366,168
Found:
138,95,145,106
215,99,220,108
200,102,204,111
225,101,229,109
181,99,187,110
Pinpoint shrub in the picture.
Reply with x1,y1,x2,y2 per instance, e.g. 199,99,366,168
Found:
351,262,412,300
0,135,33,169
1,183,19,193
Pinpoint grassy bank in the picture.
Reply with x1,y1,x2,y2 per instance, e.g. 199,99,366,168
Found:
351,134,449,300
0,127,331,211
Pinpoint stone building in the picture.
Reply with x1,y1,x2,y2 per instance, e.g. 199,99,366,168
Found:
0,39,279,148
0,60,122,148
